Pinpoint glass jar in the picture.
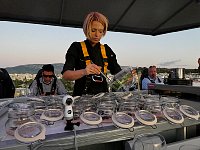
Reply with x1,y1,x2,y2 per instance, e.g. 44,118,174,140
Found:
179,144,200,150
109,66,135,92
5,102,35,136
119,100,139,117
144,98,162,115
160,96,180,109
132,133,166,150
97,100,116,119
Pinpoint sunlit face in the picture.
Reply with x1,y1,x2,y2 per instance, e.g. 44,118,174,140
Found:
42,71,54,84
148,67,157,79
88,21,104,46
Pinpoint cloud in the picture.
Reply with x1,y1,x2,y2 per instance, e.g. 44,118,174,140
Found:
158,59,182,67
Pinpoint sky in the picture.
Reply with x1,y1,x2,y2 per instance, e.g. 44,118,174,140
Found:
0,21,199,69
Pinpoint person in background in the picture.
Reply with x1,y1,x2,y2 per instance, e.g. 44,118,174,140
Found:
138,67,148,90
62,12,121,96
198,58,200,74
142,65,163,90
29,64,67,96
0,68,15,98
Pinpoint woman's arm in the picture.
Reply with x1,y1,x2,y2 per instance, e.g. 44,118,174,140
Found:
62,63,101,81
62,69,87,81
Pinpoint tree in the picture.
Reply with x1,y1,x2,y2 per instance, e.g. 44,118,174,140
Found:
60,78,74,92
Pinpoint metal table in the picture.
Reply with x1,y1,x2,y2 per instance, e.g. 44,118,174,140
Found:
148,83,200,96
0,97,200,150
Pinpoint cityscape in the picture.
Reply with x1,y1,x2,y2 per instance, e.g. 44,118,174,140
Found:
10,70,200,97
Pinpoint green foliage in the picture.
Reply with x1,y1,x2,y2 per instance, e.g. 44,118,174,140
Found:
60,78,74,92
13,79,33,88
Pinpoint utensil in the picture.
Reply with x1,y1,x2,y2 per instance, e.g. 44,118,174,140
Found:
91,61,112,82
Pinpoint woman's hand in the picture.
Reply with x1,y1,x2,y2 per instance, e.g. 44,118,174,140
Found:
62,63,102,81
85,63,101,75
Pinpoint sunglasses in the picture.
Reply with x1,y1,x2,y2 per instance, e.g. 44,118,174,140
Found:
43,74,54,78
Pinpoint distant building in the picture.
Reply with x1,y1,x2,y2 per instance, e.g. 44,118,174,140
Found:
15,88,28,97
10,73,35,80
10,73,62,81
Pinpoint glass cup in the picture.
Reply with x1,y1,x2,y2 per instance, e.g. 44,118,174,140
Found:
132,133,167,150
5,102,35,136
179,144,200,150
119,100,139,117
97,101,116,119
109,66,136,92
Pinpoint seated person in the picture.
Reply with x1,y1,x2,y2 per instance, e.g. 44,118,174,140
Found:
142,65,163,90
29,64,67,96
0,68,15,98
139,67,148,90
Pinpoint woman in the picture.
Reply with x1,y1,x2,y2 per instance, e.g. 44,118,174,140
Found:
62,12,121,96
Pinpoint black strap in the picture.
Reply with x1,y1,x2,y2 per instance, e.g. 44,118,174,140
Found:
148,76,161,83
84,56,91,61
103,58,108,63
36,78,44,95
51,76,57,95
157,77,161,83
0,68,15,98
83,76,92,94
36,76,57,95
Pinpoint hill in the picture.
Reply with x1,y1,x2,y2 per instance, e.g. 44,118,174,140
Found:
5,63,64,74
5,64,198,74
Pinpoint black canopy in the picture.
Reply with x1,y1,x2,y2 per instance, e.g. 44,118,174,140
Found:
0,0,200,35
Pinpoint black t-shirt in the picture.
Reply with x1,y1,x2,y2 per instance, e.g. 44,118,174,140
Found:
198,65,200,74
0,68,15,98
62,39,121,96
